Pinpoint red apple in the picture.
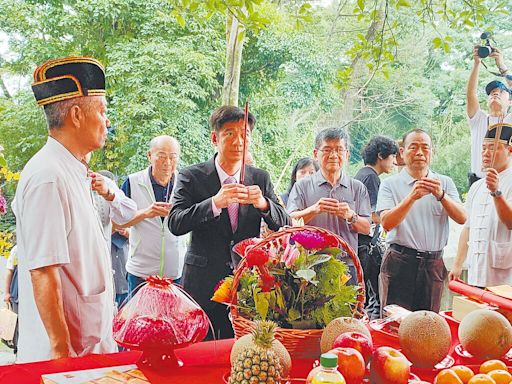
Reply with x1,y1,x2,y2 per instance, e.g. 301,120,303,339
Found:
328,347,366,384
333,331,374,364
370,346,411,384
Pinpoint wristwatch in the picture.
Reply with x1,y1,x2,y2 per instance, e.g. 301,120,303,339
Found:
347,212,358,225
490,190,503,198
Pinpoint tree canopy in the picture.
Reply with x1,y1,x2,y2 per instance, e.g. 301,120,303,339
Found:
0,0,511,199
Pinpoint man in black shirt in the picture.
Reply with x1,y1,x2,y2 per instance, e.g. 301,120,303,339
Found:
355,136,398,319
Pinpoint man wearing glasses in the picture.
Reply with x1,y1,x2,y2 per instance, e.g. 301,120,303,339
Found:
120,135,186,296
287,127,371,282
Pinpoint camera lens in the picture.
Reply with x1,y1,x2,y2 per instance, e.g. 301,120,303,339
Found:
480,31,491,40
478,46,491,58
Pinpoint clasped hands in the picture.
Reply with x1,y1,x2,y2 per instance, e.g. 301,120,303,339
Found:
410,177,444,201
311,197,353,220
213,183,268,211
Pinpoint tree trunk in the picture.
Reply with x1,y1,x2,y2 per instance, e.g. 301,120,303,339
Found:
337,11,383,128
222,13,245,106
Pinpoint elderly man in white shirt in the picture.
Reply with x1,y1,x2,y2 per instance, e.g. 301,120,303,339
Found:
13,57,118,362
450,123,512,287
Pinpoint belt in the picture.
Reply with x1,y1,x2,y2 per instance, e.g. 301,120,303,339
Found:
390,243,443,259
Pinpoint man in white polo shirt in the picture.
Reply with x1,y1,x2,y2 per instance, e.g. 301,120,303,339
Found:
13,57,117,362
376,129,467,313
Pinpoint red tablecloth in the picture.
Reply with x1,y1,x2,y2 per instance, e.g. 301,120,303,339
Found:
0,318,481,384
0,339,316,384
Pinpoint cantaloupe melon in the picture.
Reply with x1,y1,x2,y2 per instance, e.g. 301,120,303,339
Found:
398,310,451,367
320,317,371,353
231,333,292,377
458,309,512,360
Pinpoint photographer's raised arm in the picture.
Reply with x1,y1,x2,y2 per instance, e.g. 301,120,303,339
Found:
467,47,481,119
490,48,512,89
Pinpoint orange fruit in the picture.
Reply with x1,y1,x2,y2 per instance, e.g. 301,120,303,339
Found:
488,370,512,384
435,369,464,384
480,361,508,374
452,365,475,384
468,374,497,384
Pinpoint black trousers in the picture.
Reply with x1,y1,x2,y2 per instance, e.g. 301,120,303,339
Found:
358,244,381,320
379,246,447,315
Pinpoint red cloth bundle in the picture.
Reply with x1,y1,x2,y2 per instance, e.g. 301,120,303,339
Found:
448,279,512,312
113,276,209,351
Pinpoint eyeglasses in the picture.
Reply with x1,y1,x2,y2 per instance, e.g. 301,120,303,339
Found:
318,148,347,156
155,152,179,161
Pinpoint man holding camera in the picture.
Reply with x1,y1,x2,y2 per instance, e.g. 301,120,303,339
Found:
467,44,512,187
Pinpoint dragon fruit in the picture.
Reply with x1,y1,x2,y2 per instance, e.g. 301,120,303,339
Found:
122,316,177,348
113,275,210,353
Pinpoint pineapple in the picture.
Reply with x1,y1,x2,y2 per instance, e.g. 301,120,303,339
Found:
229,321,283,384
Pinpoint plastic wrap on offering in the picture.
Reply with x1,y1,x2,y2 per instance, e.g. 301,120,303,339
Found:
113,275,210,366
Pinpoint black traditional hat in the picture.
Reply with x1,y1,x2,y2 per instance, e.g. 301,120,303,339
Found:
32,57,105,106
485,123,512,146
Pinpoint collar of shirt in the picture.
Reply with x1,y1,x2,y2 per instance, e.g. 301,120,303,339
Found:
400,168,435,185
47,136,88,175
312,169,349,188
147,166,174,202
215,155,241,184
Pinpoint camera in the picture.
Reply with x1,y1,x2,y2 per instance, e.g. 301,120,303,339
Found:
477,31,494,58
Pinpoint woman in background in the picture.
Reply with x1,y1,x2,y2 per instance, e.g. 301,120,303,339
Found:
281,157,319,206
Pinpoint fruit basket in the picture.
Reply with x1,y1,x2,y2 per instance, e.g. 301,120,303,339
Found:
226,225,366,359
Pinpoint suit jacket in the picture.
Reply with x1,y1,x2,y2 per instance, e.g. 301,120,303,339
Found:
169,156,291,312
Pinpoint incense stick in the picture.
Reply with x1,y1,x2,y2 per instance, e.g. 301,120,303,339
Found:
490,120,503,170
240,100,249,184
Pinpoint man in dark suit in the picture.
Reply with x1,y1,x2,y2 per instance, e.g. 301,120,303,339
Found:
169,106,290,339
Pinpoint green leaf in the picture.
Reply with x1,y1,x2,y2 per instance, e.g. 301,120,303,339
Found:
357,0,365,11
287,307,300,322
175,13,186,28
396,0,411,8
295,268,316,282
0,155,6,167
305,254,332,269
275,286,285,310
432,37,442,48
253,289,269,320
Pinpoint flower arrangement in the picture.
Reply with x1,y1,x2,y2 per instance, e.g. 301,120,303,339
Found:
212,229,360,329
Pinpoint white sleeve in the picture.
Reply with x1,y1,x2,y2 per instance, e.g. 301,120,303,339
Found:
376,179,396,213
19,181,70,270
468,109,486,133
105,178,138,225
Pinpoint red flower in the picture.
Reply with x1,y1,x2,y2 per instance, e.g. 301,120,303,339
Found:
0,194,6,215
290,230,339,250
259,273,275,292
246,248,269,267
233,238,261,257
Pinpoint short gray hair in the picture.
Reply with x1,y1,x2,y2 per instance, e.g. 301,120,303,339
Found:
43,97,94,130
314,127,350,149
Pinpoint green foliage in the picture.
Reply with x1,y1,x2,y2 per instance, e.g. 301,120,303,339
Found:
0,0,509,198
